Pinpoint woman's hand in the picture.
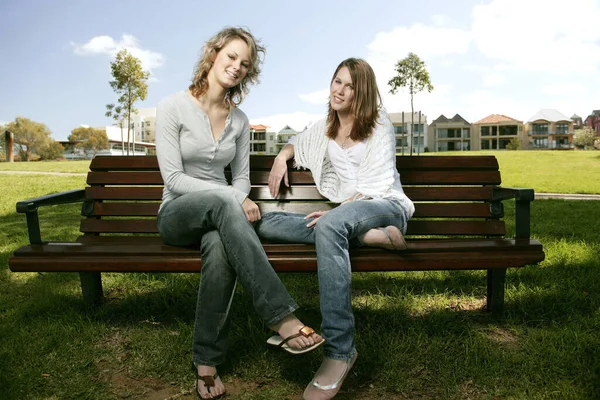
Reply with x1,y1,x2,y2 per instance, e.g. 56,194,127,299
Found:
268,156,289,198
242,197,261,223
304,210,329,228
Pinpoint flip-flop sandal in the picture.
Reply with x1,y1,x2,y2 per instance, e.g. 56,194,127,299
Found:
192,363,225,399
267,325,325,355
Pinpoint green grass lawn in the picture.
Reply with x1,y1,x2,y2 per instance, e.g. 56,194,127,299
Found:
1,151,599,399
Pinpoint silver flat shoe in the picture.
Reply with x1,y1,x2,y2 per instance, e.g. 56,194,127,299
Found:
303,352,358,400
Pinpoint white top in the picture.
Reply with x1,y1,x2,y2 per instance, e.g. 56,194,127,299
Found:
155,91,251,211
327,140,366,201
287,110,415,218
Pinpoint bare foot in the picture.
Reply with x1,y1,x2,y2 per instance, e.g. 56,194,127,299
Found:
359,226,407,250
195,365,225,399
269,314,323,351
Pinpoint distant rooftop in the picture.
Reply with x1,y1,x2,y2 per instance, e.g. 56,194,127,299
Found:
278,125,297,134
250,124,269,130
473,114,522,124
432,114,471,125
528,109,570,122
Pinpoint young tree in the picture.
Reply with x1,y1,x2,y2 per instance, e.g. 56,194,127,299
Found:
105,104,126,155
4,117,54,161
69,127,110,157
573,127,596,150
388,53,434,156
105,49,149,156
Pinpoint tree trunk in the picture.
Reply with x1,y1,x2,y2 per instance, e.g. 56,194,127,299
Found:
410,93,414,156
120,122,124,156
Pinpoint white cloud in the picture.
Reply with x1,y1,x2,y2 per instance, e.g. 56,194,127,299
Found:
299,88,329,105
431,14,450,26
481,72,508,87
250,112,323,133
471,0,600,75
72,34,165,75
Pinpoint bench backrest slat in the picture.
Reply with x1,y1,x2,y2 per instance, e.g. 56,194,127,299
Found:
82,155,506,238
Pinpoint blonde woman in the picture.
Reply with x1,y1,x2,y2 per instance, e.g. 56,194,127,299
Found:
155,27,323,399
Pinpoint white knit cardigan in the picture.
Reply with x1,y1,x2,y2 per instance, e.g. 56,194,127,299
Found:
292,110,415,218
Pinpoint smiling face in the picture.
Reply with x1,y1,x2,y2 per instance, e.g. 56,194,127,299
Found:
208,38,251,90
329,66,355,115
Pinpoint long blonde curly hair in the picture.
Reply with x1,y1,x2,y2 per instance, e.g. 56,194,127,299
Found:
189,27,265,108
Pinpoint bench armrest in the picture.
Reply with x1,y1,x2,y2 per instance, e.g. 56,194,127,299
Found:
493,187,535,239
16,189,86,245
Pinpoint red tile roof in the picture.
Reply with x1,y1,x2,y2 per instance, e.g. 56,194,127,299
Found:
250,124,269,130
474,114,521,124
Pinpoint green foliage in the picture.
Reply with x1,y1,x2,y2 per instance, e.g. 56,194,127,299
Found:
4,117,54,161
573,127,596,149
69,127,109,157
388,53,434,156
505,137,521,150
37,140,64,160
105,49,149,156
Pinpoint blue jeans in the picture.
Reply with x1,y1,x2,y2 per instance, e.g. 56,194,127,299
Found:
157,188,298,366
255,198,408,360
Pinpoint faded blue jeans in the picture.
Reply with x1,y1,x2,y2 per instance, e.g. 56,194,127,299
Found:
157,188,298,366
255,197,408,361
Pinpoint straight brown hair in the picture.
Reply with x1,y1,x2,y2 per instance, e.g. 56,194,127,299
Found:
325,58,382,141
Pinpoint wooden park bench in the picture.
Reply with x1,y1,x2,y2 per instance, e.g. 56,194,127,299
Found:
9,155,545,313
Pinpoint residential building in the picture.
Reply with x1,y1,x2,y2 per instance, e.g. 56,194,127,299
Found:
428,114,471,152
584,110,600,135
110,107,156,144
472,114,524,150
275,125,299,153
571,114,584,130
249,124,269,154
389,112,428,154
525,109,574,149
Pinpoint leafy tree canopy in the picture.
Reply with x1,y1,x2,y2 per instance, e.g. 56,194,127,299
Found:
4,117,54,161
69,127,109,156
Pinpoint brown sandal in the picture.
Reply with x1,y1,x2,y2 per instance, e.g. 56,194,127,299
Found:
266,325,325,355
192,363,225,399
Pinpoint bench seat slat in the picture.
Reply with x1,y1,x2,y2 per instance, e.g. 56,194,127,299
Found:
10,238,544,273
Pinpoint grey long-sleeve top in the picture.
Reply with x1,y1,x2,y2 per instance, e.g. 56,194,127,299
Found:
155,91,251,212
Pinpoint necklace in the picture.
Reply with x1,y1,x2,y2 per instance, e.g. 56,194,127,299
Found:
341,135,351,149
339,126,352,149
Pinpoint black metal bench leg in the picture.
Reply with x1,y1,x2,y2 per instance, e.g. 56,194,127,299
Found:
487,269,506,315
79,272,103,307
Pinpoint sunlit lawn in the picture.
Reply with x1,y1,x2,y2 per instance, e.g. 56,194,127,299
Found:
1,150,599,399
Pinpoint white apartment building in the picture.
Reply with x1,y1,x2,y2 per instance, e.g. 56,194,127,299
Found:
389,112,429,154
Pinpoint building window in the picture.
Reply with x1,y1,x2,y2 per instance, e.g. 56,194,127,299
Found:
556,123,568,134
462,128,471,138
532,137,548,148
481,126,490,136
532,123,548,135
499,125,518,136
481,139,498,150
394,125,406,134
253,143,266,152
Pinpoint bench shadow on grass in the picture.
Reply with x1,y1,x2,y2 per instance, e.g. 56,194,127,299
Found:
4,200,600,398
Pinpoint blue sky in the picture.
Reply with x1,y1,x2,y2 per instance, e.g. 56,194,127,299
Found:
1,0,599,141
